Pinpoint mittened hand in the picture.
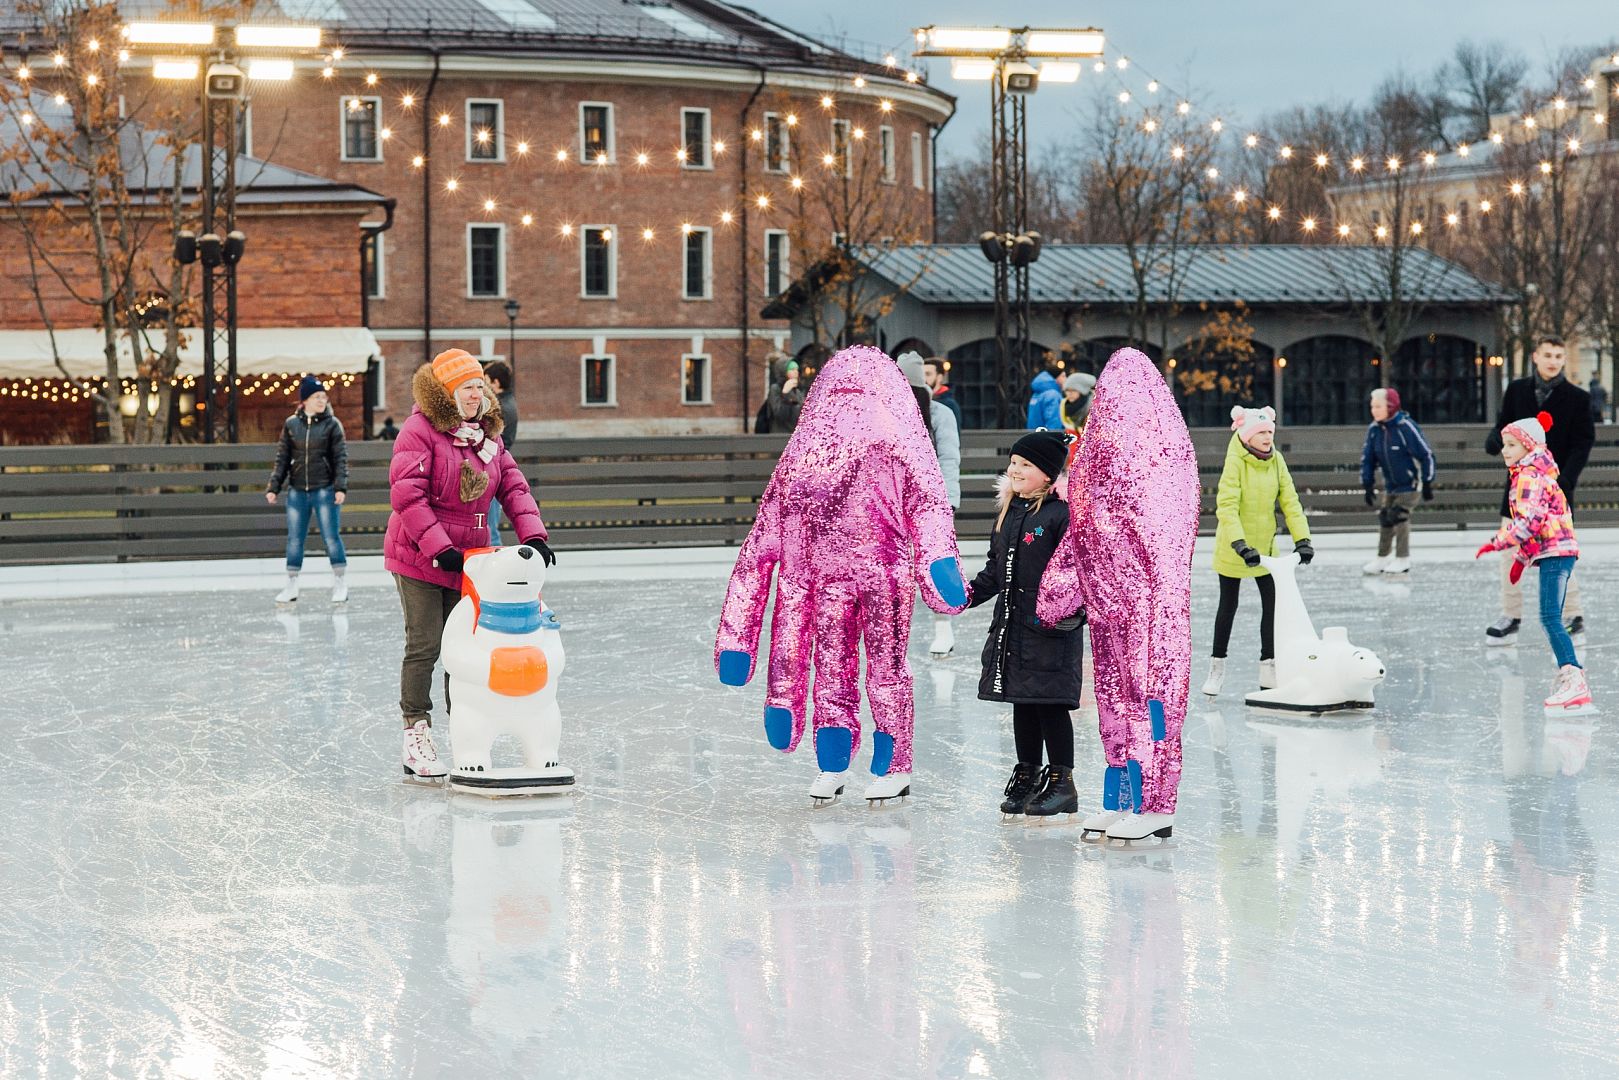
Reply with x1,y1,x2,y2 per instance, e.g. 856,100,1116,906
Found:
1294,539,1314,566
435,547,465,573
523,537,556,567
1363,488,1376,508
1509,560,1526,585
1231,539,1262,568
1474,541,1498,560
1422,482,1435,502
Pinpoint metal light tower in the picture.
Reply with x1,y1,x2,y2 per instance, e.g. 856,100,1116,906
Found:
914,27,1103,427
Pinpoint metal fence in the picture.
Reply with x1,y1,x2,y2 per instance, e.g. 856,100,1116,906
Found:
3,426,1617,564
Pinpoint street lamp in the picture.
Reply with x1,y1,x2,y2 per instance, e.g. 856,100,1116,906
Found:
503,299,521,387
125,19,321,442
915,25,1102,427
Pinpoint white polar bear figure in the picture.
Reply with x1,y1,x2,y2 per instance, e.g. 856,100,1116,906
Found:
1245,553,1385,713
441,545,574,796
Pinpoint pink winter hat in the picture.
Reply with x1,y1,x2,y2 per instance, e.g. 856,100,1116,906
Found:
1504,410,1553,450
1230,404,1276,443
1371,387,1401,413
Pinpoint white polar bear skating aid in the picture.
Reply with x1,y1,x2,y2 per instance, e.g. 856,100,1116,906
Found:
1245,553,1386,714
441,545,575,796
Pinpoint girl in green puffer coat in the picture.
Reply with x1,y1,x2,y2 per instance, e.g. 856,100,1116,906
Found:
1203,405,1312,697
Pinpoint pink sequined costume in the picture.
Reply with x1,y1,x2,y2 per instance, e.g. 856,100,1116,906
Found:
1038,348,1200,815
715,345,968,778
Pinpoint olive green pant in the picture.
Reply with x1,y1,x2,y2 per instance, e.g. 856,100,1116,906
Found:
1376,491,1422,558
395,573,460,726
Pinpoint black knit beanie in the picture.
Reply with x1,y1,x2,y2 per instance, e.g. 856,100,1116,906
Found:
1010,429,1071,482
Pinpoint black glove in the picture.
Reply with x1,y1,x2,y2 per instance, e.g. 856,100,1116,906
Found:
1422,481,1435,502
434,547,465,573
1294,539,1314,565
1363,487,1375,507
522,537,556,567
1047,611,1085,632
1231,539,1262,568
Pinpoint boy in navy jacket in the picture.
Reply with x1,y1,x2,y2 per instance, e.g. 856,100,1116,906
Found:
1360,387,1435,576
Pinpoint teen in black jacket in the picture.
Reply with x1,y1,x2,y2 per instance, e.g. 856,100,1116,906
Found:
266,377,350,604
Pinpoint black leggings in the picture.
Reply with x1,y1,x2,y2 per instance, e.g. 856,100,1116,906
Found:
1211,573,1275,660
1013,703,1074,769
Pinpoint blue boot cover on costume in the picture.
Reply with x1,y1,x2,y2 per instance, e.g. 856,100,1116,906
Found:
764,706,794,750
816,726,853,772
870,732,895,776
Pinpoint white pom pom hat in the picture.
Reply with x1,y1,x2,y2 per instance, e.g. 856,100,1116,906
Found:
1230,405,1276,442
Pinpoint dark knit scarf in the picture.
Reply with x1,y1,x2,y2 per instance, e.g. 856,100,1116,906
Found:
1534,371,1567,406
1242,442,1274,461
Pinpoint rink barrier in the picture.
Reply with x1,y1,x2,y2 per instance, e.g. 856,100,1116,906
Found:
1,426,1617,564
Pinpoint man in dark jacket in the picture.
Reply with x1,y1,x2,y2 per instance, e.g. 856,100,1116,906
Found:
1482,337,1595,645
482,361,518,545
924,357,963,429
762,353,804,434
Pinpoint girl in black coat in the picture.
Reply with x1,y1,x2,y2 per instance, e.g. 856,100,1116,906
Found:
967,430,1085,819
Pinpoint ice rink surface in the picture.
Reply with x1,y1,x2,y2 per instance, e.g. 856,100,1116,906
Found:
2,536,1616,1078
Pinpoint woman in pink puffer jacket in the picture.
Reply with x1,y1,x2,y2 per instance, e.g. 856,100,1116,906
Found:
385,348,550,779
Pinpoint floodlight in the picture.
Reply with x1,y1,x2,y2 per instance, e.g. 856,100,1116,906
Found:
123,22,215,47
950,58,996,81
925,27,1012,53
1038,62,1081,83
246,58,294,81
1025,30,1105,57
152,58,200,80
235,25,322,49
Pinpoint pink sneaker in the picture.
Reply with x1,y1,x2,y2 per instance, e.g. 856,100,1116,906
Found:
402,719,448,779
1544,666,1594,713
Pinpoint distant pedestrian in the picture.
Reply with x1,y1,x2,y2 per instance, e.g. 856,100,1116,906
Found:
483,360,519,546
378,415,400,441
1061,372,1096,436
1025,366,1063,431
267,376,349,606
899,351,961,659
756,352,803,435
1590,376,1608,425
1359,387,1436,577
923,357,963,430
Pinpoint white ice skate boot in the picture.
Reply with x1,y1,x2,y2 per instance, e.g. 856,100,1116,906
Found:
275,575,300,605
1362,554,1391,575
1544,665,1595,716
1383,557,1411,575
1201,658,1225,697
402,719,448,780
330,576,348,604
1258,659,1277,690
809,770,848,805
863,771,912,805
1485,616,1520,646
1080,809,1124,839
1105,812,1175,842
929,618,955,659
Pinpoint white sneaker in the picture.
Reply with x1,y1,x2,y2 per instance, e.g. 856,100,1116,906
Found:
1258,659,1277,689
275,577,299,604
809,770,848,804
1383,557,1411,575
402,719,448,779
331,577,348,604
863,771,912,804
1081,808,1124,836
1201,658,1225,696
1545,665,1594,713
928,619,955,659
1105,812,1175,841
1362,554,1391,575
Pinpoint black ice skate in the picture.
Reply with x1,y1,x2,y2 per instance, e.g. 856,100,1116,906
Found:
1000,762,1040,820
1024,766,1079,823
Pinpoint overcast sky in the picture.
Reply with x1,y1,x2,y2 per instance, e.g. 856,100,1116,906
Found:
746,0,1617,160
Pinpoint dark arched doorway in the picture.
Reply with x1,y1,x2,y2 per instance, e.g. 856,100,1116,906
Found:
1280,335,1377,426
1078,337,1162,374
1171,339,1277,427
1393,334,1486,423
944,337,1054,430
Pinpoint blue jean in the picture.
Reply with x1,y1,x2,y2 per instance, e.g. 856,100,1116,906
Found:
488,498,505,547
1538,555,1579,669
285,485,347,571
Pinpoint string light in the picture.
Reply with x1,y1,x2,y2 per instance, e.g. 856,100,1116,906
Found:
1337,223,1351,237
1116,57,1129,69
555,148,569,162
1539,160,1552,174
1422,151,1436,166
438,113,451,127
820,95,834,108
852,76,866,88
483,198,496,211
790,175,804,190
1350,156,1365,172
560,223,574,236
1385,155,1400,172
401,93,415,108
1244,133,1258,148
755,194,770,208
117,49,129,62
1567,137,1580,153
332,47,344,60
1301,216,1317,232
445,178,458,191
905,71,919,84
786,114,798,126
852,127,865,139
1176,101,1190,115
1210,118,1223,133
1313,152,1328,168
1147,80,1159,93
879,100,893,113
379,127,392,140
516,141,529,155
1231,188,1247,204
321,66,334,78
1375,224,1388,239
1509,180,1524,196
1522,116,1536,129
595,151,608,165
676,147,688,162
1410,221,1423,235
1143,119,1158,133
1552,97,1566,111
1445,212,1459,227
641,227,655,241
635,151,650,166
1491,132,1504,144
85,73,98,86
1278,145,1293,159
884,54,896,66
1457,144,1470,157
714,139,726,154
1205,166,1219,180
16,65,29,80
411,154,424,168
1267,205,1281,220
86,37,99,51
1480,199,1492,213
365,72,378,86
1118,91,1131,104
52,52,65,66
1170,144,1184,160
53,93,66,106
681,222,693,234
821,152,836,167
720,210,734,225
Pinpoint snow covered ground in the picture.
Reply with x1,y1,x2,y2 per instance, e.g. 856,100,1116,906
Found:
2,530,1616,1078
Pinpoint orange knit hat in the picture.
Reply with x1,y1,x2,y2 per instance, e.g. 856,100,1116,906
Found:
432,349,484,394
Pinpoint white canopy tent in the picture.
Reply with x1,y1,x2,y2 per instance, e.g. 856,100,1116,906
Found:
0,327,382,380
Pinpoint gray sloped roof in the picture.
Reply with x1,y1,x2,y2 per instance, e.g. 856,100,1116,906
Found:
859,243,1511,307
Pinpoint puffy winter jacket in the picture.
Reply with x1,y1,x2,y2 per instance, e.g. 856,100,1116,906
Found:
1360,411,1436,494
1212,434,1310,579
931,398,961,509
968,486,1084,707
383,365,547,590
269,409,348,494
933,385,963,430
1025,371,1063,431
1492,446,1579,566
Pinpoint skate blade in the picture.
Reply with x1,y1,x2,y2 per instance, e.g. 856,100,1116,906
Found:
401,767,446,785
1103,828,1174,844
1544,703,1599,718
810,789,844,807
929,649,953,659
865,788,910,806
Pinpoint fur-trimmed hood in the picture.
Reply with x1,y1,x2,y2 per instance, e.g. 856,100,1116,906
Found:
411,362,505,438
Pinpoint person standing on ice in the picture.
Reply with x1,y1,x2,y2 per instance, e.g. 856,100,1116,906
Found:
1476,413,1592,714
384,349,553,780
1360,386,1436,577
966,429,1085,821
1025,366,1064,430
266,376,349,606
898,352,962,660
714,344,967,806
1203,405,1313,698
1060,371,1096,436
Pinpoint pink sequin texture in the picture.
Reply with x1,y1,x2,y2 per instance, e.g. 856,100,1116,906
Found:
1038,348,1200,813
714,345,965,775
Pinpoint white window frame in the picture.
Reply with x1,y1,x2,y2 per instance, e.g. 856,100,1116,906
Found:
580,224,617,299
339,95,383,163
238,103,253,158
465,98,505,163
465,222,506,299
879,125,895,184
580,354,617,407
680,353,713,406
764,229,790,297
763,111,790,173
680,107,712,170
364,229,386,300
831,118,852,178
911,131,924,189
579,101,615,165
682,226,713,300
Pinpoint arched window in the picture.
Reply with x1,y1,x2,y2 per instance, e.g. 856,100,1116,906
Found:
1279,335,1377,425
1171,339,1277,427
944,337,1053,430
891,336,935,358
1393,334,1486,423
1079,337,1161,373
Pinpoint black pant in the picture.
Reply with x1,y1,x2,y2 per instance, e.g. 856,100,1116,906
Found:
1013,703,1074,769
1211,573,1275,660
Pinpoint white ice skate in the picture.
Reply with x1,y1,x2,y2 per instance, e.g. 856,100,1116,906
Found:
1383,557,1411,575
1361,554,1391,575
1080,808,1124,839
1257,659,1277,690
1544,665,1597,717
928,618,955,659
809,770,848,805
275,577,300,605
1201,658,1225,697
331,577,348,604
863,771,911,805
403,719,449,781
1105,811,1174,842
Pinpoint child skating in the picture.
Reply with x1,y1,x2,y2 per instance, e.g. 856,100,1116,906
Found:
1474,412,1594,715
1360,387,1436,576
965,430,1086,822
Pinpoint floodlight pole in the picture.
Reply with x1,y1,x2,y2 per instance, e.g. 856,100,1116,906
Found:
199,76,240,444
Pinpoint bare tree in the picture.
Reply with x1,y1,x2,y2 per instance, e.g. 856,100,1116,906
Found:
934,143,1077,243
1442,40,1528,144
